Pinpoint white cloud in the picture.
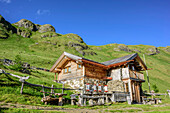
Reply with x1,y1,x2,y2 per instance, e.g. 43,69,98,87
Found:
0,0,11,3
36,9,50,15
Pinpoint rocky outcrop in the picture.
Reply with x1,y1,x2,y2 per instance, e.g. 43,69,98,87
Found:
113,45,132,52
14,19,56,37
38,24,55,33
146,47,160,55
14,19,36,31
118,45,132,52
68,41,96,56
164,46,170,52
0,15,17,39
41,33,58,38
17,28,31,38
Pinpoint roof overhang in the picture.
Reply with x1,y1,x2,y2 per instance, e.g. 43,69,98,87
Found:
50,52,82,72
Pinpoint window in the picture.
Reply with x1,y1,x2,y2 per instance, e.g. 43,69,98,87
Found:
77,64,81,69
64,66,71,74
68,67,71,72
64,68,67,73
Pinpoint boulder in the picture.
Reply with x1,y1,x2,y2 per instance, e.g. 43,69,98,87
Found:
38,24,55,33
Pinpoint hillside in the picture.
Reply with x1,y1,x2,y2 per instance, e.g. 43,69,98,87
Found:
0,14,170,106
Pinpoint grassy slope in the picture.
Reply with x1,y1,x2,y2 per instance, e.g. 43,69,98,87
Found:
89,44,170,92
0,24,170,106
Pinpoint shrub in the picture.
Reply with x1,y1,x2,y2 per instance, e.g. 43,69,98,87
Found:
152,84,159,93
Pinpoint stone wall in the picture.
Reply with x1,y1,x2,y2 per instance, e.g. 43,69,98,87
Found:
107,80,125,92
64,77,84,90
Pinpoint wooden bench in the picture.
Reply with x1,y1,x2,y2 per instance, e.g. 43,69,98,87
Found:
40,91,67,106
142,97,162,105
77,94,105,106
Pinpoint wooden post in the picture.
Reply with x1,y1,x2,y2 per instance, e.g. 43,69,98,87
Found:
62,83,64,94
42,85,45,98
51,84,56,98
51,84,53,94
20,81,24,94
71,99,74,105
58,95,63,106
78,95,83,106
89,99,93,106
106,93,108,103
84,98,86,106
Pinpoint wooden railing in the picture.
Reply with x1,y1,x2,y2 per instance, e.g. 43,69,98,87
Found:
129,70,144,80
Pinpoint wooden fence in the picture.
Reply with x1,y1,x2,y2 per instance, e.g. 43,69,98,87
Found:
0,69,81,94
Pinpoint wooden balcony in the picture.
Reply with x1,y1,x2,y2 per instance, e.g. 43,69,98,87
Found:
129,70,144,80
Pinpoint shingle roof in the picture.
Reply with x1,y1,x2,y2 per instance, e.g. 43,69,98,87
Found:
102,53,138,65
64,52,137,66
64,52,82,61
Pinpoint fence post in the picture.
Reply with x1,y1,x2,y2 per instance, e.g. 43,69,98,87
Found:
62,83,64,94
42,85,45,98
20,81,24,94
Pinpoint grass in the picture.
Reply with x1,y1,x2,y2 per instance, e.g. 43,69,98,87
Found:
0,16,170,112
0,108,65,113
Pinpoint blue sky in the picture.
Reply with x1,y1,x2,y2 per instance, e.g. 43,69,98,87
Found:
0,0,170,47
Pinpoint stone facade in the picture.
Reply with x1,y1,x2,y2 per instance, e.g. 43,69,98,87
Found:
107,80,125,92
64,77,84,89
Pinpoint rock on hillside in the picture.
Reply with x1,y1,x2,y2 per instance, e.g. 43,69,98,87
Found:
14,19,55,33
14,19,37,31
38,24,55,33
0,15,17,39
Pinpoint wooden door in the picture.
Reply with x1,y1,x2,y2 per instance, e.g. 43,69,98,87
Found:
133,83,141,103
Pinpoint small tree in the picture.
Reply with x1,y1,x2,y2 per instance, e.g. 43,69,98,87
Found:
152,84,159,93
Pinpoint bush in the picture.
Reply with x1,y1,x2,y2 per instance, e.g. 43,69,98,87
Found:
152,84,159,93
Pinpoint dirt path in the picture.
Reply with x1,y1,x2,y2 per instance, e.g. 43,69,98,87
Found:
0,102,98,113
1,102,170,113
